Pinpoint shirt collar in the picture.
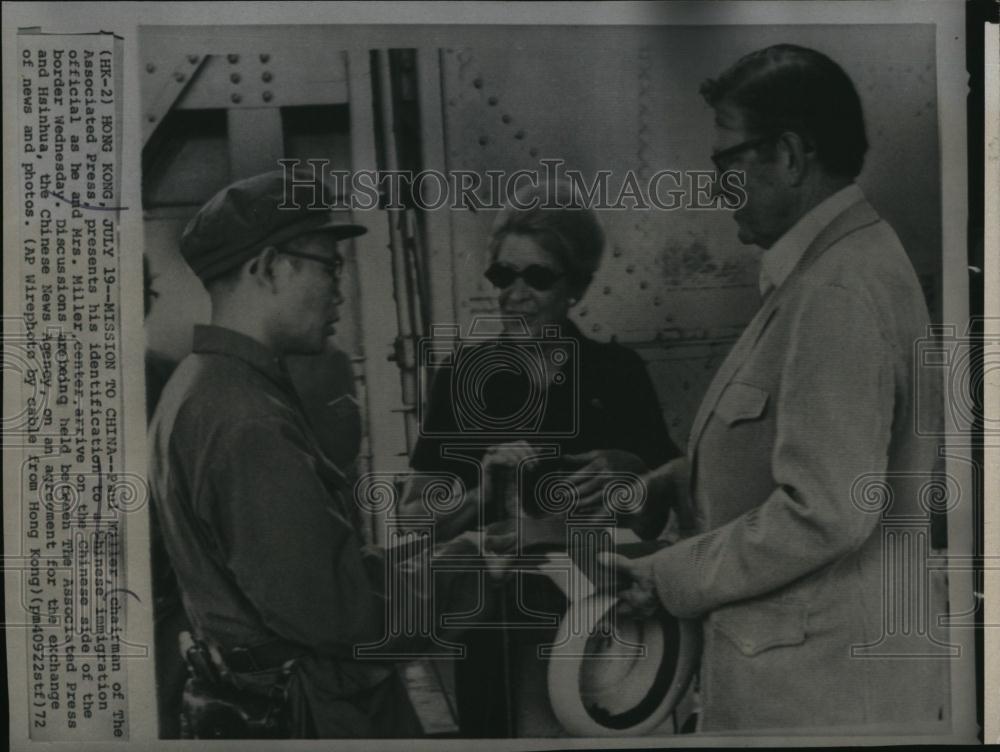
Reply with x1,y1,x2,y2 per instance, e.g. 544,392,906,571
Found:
758,183,865,297
192,324,292,389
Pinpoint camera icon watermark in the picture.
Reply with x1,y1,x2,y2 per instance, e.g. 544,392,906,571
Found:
417,317,580,440
914,320,999,438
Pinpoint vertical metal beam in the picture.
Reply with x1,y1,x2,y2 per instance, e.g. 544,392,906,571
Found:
415,47,456,329
373,50,420,453
227,107,284,179
344,49,409,542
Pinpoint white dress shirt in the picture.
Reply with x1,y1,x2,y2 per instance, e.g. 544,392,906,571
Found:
758,183,866,297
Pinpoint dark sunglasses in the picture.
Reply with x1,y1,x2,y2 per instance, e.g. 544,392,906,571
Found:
484,262,565,291
710,134,778,173
280,250,344,279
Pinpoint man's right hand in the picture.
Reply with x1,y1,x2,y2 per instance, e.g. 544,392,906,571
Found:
597,551,661,618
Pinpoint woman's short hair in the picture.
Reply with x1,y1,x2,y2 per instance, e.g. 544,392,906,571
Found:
700,44,868,179
489,178,605,292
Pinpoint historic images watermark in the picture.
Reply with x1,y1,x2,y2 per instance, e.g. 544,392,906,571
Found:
275,158,748,213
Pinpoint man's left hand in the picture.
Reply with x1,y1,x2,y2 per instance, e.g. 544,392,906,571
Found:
559,449,648,507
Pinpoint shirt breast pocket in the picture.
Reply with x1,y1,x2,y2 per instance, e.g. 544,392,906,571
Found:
711,598,808,657
713,381,769,427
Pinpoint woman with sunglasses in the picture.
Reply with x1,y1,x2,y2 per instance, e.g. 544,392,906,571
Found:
404,180,684,737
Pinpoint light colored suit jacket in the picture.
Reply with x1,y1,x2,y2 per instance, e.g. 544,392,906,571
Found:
651,198,951,732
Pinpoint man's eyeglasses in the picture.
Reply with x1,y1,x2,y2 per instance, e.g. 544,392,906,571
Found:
710,135,777,173
280,250,344,280
484,262,565,291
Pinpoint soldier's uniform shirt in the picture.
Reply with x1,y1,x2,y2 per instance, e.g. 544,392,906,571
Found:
148,325,423,737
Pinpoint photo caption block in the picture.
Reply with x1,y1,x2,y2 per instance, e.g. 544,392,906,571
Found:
13,30,129,741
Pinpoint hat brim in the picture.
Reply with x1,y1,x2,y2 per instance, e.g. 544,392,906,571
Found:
310,219,368,241
547,592,700,736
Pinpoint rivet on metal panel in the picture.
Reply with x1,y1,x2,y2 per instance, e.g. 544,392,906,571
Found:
230,73,241,84
145,63,155,73
187,54,199,64
612,247,622,257
528,147,539,158
578,307,588,317
260,53,271,63
603,286,611,295
262,91,273,102
227,54,239,64
501,114,512,124
147,114,156,122
591,324,601,333
262,71,273,82
639,280,648,289
626,264,635,274
478,135,488,146
487,95,498,106
231,92,242,104
653,296,662,306
472,77,483,89
174,72,186,83
514,130,525,140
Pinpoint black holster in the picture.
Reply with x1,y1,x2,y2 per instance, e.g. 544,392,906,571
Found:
179,638,298,739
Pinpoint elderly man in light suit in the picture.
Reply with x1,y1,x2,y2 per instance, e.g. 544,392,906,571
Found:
603,45,949,732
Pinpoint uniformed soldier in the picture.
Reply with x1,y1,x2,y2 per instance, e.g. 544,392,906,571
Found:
148,170,497,738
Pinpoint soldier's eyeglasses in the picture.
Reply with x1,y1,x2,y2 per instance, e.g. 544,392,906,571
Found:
281,251,344,279
485,263,565,291
711,135,777,173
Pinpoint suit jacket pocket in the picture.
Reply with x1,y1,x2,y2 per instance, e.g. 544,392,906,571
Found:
711,598,807,657
714,382,769,426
